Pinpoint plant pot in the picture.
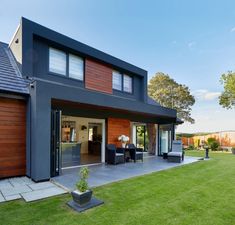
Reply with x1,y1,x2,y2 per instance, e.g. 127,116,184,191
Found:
122,143,126,148
71,190,93,206
232,149,235,155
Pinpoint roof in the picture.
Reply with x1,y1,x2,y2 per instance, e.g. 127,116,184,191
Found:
176,118,184,125
147,96,160,106
20,17,147,77
0,42,29,94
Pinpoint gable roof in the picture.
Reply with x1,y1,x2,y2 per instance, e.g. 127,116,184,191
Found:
0,41,29,94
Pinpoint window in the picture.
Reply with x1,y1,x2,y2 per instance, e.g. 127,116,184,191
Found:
123,74,132,93
69,54,84,80
49,48,66,75
112,71,122,91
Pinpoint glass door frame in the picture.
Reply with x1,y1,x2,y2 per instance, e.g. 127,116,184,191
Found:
158,124,174,156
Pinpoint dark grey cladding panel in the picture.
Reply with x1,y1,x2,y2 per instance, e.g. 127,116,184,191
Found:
35,79,177,119
0,42,29,94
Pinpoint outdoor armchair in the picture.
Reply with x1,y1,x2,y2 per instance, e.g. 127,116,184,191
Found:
126,144,144,162
106,144,125,164
167,140,184,163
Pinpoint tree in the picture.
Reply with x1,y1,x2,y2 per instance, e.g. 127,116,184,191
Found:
148,72,195,123
219,71,235,109
207,138,219,151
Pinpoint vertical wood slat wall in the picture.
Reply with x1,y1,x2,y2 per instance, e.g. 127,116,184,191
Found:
0,97,26,178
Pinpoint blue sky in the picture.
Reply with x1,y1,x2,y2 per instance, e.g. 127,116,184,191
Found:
1,0,235,133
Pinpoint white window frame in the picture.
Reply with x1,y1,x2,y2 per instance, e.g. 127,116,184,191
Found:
49,47,67,75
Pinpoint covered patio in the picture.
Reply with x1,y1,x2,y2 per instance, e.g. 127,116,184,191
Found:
52,155,202,190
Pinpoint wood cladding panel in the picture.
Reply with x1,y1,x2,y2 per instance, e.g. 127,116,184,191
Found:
85,58,113,94
107,118,131,147
0,97,26,178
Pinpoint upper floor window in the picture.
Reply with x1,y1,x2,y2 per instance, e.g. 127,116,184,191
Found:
112,70,133,94
123,74,132,93
112,71,122,91
49,48,66,75
69,54,84,81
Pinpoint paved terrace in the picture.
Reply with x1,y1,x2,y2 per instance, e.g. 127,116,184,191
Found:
53,156,202,191
0,156,202,203
0,177,66,203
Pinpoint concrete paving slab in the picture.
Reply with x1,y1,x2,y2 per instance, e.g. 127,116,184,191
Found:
0,181,13,189
9,177,34,187
28,182,55,191
5,194,21,201
0,192,5,202
1,185,32,196
21,187,67,202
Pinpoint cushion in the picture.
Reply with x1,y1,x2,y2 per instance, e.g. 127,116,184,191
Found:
168,152,182,157
116,153,124,156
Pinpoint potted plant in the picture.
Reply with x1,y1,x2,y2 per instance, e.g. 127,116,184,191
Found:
232,147,235,155
71,167,92,206
118,135,129,148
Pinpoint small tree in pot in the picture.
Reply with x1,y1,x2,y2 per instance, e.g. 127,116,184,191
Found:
71,167,92,206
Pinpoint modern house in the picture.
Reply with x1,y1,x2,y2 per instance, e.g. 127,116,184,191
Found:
0,18,180,182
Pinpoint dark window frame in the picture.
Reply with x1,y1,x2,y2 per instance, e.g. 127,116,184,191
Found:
112,70,133,95
48,47,85,82
112,70,123,91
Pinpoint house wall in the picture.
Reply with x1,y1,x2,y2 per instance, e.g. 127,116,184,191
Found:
107,118,131,147
32,37,144,101
85,58,113,94
0,97,26,178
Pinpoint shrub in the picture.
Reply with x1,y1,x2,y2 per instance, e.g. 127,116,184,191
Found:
187,144,194,150
207,138,219,151
76,167,89,192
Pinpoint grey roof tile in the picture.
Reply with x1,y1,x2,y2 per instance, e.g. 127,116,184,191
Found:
0,41,29,94
147,96,160,106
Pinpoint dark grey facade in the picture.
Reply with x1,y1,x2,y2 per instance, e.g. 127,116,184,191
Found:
4,17,178,181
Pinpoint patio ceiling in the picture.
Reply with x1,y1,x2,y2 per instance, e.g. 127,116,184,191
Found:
52,99,176,124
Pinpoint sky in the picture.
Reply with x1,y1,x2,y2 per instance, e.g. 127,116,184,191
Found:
0,0,235,133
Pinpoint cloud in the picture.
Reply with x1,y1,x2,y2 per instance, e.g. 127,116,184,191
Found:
230,27,235,32
193,89,221,101
188,41,196,48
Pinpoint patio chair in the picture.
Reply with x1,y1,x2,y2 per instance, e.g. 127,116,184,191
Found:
126,144,144,163
106,144,125,164
167,140,184,163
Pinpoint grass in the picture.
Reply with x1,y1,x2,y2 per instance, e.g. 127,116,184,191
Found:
0,151,235,225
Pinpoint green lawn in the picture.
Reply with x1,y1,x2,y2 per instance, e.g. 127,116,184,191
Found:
1,151,235,225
